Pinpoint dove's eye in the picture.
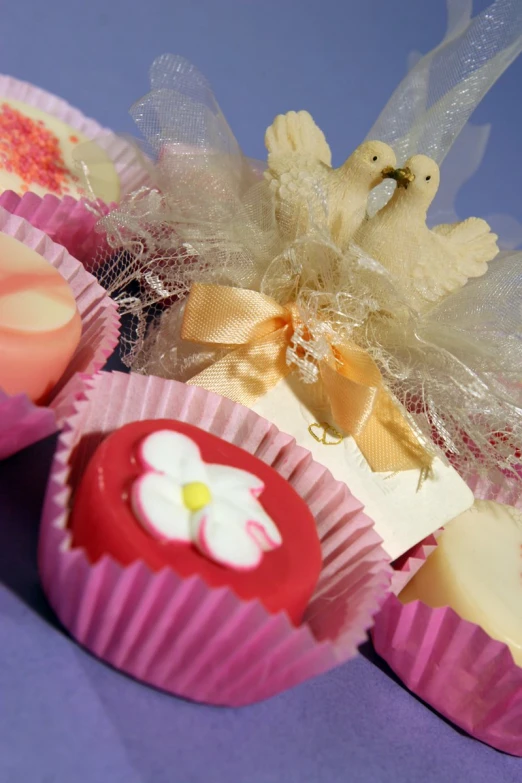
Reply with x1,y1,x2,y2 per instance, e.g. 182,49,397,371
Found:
425,175,431,181
372,156,378,161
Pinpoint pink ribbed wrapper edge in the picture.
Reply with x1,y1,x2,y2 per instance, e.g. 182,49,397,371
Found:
38,370,391,706
373,499,522,755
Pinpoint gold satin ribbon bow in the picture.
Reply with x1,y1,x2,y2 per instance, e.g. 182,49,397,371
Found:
182,283,431,473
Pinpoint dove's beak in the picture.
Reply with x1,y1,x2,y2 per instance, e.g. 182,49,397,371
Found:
383,167,415,189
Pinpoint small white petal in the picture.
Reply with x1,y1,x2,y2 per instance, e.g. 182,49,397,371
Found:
131,471,191,542
206,464,265,498
191,503,262,571
221,494,283,551
244,514,283,551
138,430,208,484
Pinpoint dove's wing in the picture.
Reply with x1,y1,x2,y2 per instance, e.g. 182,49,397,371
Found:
414,218,499,304
265,111,332,239
265,110,331,167
433,217,499,272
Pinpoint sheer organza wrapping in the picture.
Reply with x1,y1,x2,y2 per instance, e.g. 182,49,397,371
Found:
89,0,522,495
367,0,522,212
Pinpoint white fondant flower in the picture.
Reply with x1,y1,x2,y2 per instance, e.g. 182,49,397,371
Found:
131,430,283,570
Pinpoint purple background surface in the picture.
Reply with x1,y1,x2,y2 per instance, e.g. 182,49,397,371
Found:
1,1,522,781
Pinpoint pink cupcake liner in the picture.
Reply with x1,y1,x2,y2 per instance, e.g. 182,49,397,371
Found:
0,208,120,460
389,533,439,595
0,191,112,271
0,75,151,267
372,493,522,755
373,596,522,755
38,370,391,707
0,388,57,460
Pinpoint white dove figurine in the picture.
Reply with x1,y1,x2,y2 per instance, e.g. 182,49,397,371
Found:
265,110,397,248
355,154,499,311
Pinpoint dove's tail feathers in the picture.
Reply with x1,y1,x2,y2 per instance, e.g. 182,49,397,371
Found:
265,111,332,167
434,217,499,276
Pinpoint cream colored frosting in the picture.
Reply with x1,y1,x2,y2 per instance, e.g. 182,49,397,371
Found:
400,499,522,665
0,97,120,202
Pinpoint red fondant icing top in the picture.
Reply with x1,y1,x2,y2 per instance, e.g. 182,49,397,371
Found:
70,419,323,624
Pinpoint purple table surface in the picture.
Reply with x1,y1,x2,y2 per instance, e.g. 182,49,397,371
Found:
1,1,522,781
2,432,522,783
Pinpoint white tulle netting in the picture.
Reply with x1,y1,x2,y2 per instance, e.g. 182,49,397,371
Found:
87,0,522,495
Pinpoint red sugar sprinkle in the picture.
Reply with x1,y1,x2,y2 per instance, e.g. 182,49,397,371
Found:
69,134,79,143
0,102,74,194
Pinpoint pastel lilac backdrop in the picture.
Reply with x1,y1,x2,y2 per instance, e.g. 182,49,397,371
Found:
1,1,522,782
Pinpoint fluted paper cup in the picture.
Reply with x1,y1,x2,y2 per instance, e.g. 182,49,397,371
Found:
0,191,113,271
0,208,120,460
389,534,439,595
39,370,391,707
0,388,57,459
373,489,522,755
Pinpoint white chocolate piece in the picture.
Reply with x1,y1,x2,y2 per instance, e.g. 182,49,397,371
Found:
0,97,120,202
400,499,522,665
252,377,473,560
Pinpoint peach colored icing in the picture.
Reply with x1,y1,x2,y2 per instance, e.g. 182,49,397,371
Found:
0,233,82,403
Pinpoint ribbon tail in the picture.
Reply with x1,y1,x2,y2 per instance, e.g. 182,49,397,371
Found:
320,360,378,435
320,360,432,473
187,329,292,407
355,390,433,473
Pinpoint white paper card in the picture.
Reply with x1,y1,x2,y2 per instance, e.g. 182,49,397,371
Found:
253,378,474,560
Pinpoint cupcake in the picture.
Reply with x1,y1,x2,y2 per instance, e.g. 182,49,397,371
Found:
373,498,522,756
70,418,323,624
0,75,149,267
0,207,119,459
39,369,391,706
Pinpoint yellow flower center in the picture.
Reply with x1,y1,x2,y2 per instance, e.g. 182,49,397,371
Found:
182,481,212,511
